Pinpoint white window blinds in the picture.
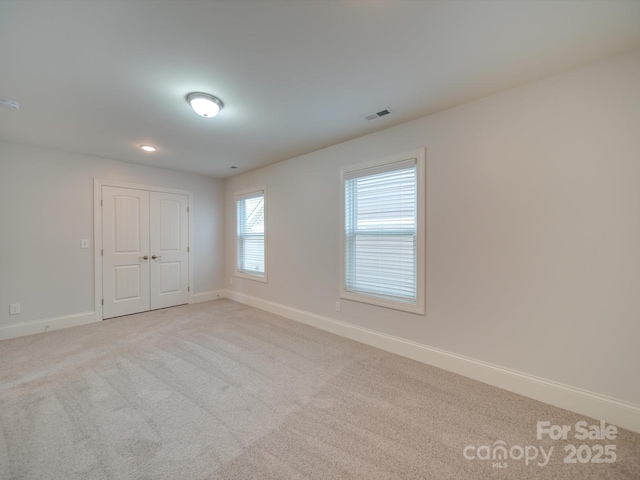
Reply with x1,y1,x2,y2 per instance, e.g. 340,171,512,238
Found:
236,190,265,277
344,159,417,304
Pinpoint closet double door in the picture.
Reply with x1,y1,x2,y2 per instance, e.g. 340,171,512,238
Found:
102,186,189,319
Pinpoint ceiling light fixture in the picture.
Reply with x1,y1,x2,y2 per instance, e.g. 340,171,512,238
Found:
140,145,157,152
186,92,224,118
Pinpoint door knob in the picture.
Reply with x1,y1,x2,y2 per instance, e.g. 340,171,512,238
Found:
152,255,162,260
140,255,148,260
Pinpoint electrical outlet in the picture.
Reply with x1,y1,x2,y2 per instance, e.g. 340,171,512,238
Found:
230,277,233,285
335,300,341,312
9,303,20,315
81,239,90,249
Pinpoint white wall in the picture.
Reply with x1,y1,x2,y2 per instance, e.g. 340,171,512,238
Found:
224,51,640,407
0,141,226,330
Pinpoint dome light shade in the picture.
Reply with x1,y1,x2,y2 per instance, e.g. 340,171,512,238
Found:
140,145,157,152
186,92,224,117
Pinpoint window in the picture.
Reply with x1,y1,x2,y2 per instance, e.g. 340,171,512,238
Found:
236,187,267,281
341,150,425,314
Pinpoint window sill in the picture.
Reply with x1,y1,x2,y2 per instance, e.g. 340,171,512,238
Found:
235,271,268,283
340,290,424,315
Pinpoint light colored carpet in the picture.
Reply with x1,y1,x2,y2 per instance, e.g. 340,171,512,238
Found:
0,299,638,479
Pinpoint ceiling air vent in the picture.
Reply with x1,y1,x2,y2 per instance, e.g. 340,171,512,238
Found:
0,97,20,110
363,108,392,121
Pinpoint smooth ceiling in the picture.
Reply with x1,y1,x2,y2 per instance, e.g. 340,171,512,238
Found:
1,0,640,178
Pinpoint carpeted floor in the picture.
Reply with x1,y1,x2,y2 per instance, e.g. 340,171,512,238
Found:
0,299,638,479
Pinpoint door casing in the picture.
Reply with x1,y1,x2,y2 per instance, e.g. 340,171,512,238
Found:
94,178,194,321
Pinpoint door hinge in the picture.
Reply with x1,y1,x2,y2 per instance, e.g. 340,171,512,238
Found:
101,249,103,256
188,286,190,292
187,246,190,253
101,200,103,207
187,206,190,213
101,299,104,306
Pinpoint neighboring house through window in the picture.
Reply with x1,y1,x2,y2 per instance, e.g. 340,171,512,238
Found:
236,187,267,282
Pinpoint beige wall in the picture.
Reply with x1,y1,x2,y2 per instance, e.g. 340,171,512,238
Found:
224,51,640,406
0,141,226,328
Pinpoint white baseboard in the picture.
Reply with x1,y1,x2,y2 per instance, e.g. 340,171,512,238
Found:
223,289,640,434
0,291,225,342
0,311,98,341
191,290,225,304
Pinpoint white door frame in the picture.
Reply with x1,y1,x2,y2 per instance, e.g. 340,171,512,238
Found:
94,178,194,321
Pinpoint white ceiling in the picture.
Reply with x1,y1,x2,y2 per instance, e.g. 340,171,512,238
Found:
1,1,640,178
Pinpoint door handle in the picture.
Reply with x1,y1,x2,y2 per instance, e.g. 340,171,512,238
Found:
152,255,162,260
140,255,149,260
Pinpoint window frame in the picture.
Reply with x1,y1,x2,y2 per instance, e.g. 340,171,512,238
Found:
235,185,268,283
339,149,425,314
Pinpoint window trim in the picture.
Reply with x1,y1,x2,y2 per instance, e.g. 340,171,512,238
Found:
339,149,425,314
235,185,268,283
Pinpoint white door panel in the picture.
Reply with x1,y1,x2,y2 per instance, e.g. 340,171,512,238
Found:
103,187,150,319
114,265,143,300
159,262,181,293
102,187,189,318
150,192,189,310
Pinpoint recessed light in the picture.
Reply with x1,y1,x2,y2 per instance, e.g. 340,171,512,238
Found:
186,92,224,118
140,145,157,152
